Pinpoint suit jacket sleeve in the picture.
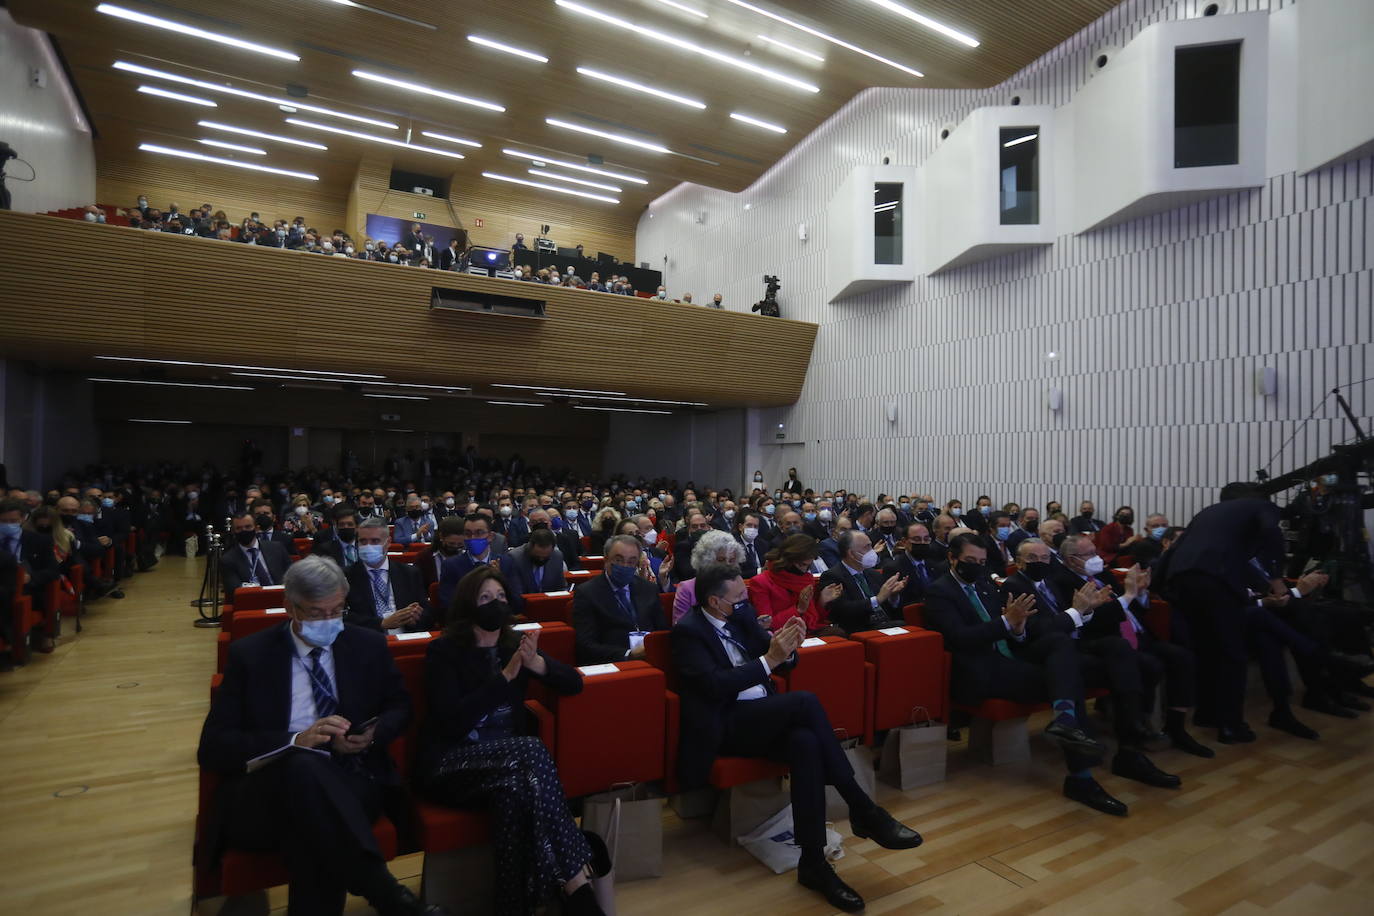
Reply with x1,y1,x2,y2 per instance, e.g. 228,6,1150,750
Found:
670,620,772,702
197,641,293,771
572,585,628,664
922,581,1011,652
23,532,59,589
819,567,874,633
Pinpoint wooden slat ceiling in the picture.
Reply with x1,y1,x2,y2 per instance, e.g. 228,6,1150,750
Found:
9,0,1117,212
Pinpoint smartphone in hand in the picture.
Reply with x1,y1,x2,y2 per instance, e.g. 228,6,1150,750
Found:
347,715,380,737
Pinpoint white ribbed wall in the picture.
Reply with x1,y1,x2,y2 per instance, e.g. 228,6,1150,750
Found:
631,0,1374,524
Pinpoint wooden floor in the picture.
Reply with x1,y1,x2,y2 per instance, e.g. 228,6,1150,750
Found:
1,557,1372,915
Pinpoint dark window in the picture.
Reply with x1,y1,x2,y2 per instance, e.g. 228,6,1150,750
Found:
1174,42,1242,168
999,128,1039,225
874,183,902,264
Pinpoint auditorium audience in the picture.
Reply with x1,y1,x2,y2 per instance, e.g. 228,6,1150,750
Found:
344,517,432,633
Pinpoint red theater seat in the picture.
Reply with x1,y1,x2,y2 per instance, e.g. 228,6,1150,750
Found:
851,626,950,729
554,660,667,797
581,556,605,572
522,592,574,624
232,585,287,611
781,636,873,745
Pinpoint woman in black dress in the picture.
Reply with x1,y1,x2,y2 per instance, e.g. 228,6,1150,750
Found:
418,565,603,916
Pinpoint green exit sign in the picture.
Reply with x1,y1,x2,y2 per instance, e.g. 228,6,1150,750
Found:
413,211,426,220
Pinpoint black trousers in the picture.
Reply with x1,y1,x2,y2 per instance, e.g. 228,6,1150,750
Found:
720,691,869,850
1245,605,1323,704
1171,573,1250,729
224,751,383,916
1077,634,1144,743
1001,633,1097,771
1135,631,1196,712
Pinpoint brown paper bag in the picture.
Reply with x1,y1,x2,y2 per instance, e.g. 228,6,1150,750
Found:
879,707,947,791
582,783,663,880
825,732,877,821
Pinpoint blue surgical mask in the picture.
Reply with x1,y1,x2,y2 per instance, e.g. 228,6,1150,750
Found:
899,502,910,511
804,511,817,521
76,513,94,523
0,522,21,538
1150,526,1167,541
359,544,386,565
607,563,638,588
764,504,775,516
995,526,1013,541
298,616,344,648
101,497,115,508
465,537,490,556
979,506,991,516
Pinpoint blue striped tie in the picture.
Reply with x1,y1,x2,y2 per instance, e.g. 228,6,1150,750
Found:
307,648,337,718
369,568,390,617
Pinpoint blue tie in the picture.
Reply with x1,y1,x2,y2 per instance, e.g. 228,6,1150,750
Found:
369,568,391,617
4,534,18,561
248,547,271,585
306,647,337,717
616,586,637,625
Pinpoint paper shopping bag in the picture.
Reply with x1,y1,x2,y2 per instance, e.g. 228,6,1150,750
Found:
582,783,662,880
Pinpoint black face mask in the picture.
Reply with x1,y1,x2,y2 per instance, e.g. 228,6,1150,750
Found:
1051,532,1068,550
1023,519,1039,532
954,560,987,583
337,528,357,543
234,530,257,546
255,515,273,529
908,543,932,561
530,554,548,566
878,525,897,537
1118,515,1134,526
475,599,510,633
1080,509,1094,518
408,509,423,519
530,521,549,531
1023,561,1052,582
35,524,52,534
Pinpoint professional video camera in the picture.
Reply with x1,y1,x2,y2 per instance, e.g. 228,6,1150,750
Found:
752,274,781,317
0,141,17,210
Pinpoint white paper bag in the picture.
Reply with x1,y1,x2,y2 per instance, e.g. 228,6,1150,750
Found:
737,805,845,874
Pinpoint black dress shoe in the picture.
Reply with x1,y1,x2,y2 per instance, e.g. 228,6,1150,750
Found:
1112,750,1181,789
797,858,864,912
850,805,923,849
1043,721,1107,757
562,884,605,916
1348,681,1374,699
1269,709,1320,740
1168,729,1215,758
1062,776,1128,816
1327,652,1374,680
1334,692,1371,712
1301,695,1358,719
1216,723,1256,744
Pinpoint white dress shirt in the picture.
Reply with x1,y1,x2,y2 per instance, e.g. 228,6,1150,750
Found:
705,613,771,701
288,627,337,732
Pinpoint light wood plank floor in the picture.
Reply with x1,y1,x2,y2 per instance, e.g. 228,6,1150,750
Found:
1,557,1370,915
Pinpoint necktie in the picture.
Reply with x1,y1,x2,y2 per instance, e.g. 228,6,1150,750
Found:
615,586,637,625
1119,619,1139,649
913,561,929,585
853,571,873,599
369,567,390,616
306,647,337,717
1035,581,1058,612
344,542,356,565
248,547,271,585
746,545,757,568
963,584,1014,659
532,563,543,590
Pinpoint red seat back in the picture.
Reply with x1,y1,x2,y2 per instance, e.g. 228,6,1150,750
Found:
522,592,573,624
851,626,949,728
782,637,869,744
556,661,666,796
229,608,288,640
233,585,286,611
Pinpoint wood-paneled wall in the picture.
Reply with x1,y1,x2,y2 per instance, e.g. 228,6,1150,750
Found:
0,210,815,408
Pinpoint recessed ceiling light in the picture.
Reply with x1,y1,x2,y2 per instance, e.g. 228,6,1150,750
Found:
528,169,622,193
575,67,706,109
368,382,472,391
493,384,627,395
114,61,396,128
571,405,673,415
729,112,787,133
96,4,300,61
90,377,254,391
755,34,825,63
481,171,618,204
486,401,546,407
198,138,266,155
363,393,429,400
198,120,328,150
94,356,384,378
285,118,465,159
139,143,318,180
128,418,193,424
138,85,216,107
420,130,482,148
466,35,549,63
1003,132,1038,148
651,0,708,18
722,0,924,78
858,0,980,48
502,148,648,184
536,392,707,406
554,1,820,93
545,118,669,153
352,69,505,113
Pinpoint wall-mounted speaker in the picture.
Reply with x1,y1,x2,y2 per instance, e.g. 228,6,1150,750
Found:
885,399,898,423
798,222,808,242
1256,367,1278,397
1090,45,1119,75
938,123,956,142
1048,387,1064,412
1198,0,1234,17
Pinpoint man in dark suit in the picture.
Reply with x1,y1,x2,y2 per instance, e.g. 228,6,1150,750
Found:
197,555,442,916
344,518,432,633
1004,506,1041,556
572,534,666,664
818,530,906,634
986,511,1017,570
670,512,714,585
1069,500,1106,535
672,562,921,912
438,239,465,272
881,522,940,608
222,512,294,599
251,501,300,557
413,516,463,593
0,497,60,661
553,509,584,572
1156,484,1287,741
436,514,524,615
561,497,593,538
402,222,427,262
923,533,1126,816
735,511,768,578
504,500,534,549
804,504,835,541
781,467,803,495
508,528,568,594
312,504,361,569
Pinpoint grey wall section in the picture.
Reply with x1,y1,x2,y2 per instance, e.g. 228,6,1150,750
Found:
0,9,95,213
604,410,748,491
1,364,97,489
635,0,1374,524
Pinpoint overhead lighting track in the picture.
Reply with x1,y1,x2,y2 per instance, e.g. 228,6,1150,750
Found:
481,171,619,204
502,148,648,185
139,143,318,180
575,67,706,109
137,85,216,107
352,69,505,113
96,4,300,61
858,0,980,48
95,356,384,378
285,118,465,159
466,35,549,63
199,120,328,150
545,118,670,154
722,0,925,79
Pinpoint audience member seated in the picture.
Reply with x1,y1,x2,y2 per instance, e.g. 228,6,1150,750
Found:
251,500,299,556
672,562,922,912
508,528,569,595
1,498,59,661
344,517,432,634
196,556,441,916
312,504,361,568
437,514,522,615
733,510,768,577
880,521,940,606
1071,500,1106,534
1004,506,1041,555
924,533,1128,816
417,565,602,915
818,529,907,634
746,534,842,633
283,494,322,536
572,534,666,664
222,511,293,597
394,494,436,546
671,530,744,624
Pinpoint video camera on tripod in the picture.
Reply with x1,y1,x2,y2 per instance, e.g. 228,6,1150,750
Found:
752,274,781,317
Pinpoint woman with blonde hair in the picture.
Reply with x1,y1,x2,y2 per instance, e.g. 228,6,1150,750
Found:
281,493,320,535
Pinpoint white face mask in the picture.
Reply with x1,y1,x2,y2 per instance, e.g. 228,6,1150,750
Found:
294,505,308,516
818,509,832,522
420,501,430,511
723,509,736,520
499,505,512,517
445,498,455,507
860,548,879,569
950,507,963,517
643,529,659,546
84,212,98,222
742,527,758,542
1083,555,1106,576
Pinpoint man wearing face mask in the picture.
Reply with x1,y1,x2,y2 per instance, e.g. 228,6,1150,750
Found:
250,501,299,557
1070,500,1105,534
883,522,939,606
437,515,523,614
781,467,803,495
1005,507,1041,556
985,511,1017,568
573,534,667,664
870,506,901,559
509,528,570,595
1,497,60,664
561,496,592,538
308,504,360,569
415,517,465,592
711,499,738,533
393,495,434,547
222,512,294,600
344,519,431,634
165,485,205,556
197,556,438,916
818,530,907,634
804,502,834,541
